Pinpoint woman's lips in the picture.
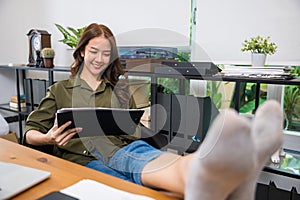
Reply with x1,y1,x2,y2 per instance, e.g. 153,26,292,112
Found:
92,63,103,69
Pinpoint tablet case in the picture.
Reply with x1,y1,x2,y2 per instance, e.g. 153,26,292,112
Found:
56,107,144,137
38,191,79,200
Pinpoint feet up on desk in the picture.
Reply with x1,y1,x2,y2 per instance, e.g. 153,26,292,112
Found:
185,100,283,200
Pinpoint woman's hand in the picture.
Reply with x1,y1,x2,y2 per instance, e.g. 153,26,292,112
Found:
47,118,82,146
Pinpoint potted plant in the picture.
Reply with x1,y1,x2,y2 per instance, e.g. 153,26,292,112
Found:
41,48,55,68
55,24,86,48
241,35,277,66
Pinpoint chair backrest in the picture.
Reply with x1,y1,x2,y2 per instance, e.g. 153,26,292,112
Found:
140,124,168,149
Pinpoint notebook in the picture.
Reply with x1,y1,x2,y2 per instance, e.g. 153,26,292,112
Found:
56,107,144,137
0,161,51,199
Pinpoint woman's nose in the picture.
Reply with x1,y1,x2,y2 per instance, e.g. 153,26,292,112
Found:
95,53,103,62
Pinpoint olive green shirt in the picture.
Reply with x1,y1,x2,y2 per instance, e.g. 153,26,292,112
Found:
24,76,139,165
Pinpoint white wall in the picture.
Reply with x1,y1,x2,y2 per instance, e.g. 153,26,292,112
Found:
0,0,191,135
2,0,299,67
0,0,191,67
193,0,300,66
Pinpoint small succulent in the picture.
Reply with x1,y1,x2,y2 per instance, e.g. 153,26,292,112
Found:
241,35,277,55
41,48,55,58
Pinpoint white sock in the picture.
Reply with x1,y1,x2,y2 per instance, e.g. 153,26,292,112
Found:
227,100,284,200
185,109,255,200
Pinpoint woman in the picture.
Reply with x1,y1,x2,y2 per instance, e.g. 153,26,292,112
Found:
24,23,283,199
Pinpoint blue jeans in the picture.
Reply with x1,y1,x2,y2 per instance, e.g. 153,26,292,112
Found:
85,140,164,185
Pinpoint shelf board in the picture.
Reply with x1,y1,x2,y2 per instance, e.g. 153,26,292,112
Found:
0,103,34,114
0,65,70,72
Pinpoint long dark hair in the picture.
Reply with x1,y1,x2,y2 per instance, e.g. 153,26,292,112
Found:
71,23,124,86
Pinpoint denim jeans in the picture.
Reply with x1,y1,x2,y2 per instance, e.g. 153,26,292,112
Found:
85,140,164,185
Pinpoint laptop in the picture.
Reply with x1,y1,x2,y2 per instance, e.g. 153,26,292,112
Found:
0,161,51,199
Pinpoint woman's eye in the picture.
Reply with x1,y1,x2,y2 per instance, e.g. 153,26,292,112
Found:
104,53,111,57
90,51,97,54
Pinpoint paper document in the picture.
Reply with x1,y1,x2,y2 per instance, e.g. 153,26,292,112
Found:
217,65,296,79
221,66,288,75
61,179,154,200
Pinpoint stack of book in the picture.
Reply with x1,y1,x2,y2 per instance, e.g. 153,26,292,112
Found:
9,95,26,111
218,66,295,80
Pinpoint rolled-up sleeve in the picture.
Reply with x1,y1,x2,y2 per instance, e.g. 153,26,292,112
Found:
23,86,57,139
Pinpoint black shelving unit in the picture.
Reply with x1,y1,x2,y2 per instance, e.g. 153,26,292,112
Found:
0,65,70,143
126,69,300,132
134,68,300,200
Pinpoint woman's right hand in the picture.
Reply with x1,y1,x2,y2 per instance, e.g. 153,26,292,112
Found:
47,118,82,146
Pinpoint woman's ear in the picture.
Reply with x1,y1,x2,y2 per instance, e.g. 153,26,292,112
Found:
80,50,84,57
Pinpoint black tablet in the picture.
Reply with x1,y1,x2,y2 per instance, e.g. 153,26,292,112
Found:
56,107,144,137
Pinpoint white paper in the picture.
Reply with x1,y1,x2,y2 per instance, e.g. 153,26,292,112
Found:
221,66,289,76
61,179,154,200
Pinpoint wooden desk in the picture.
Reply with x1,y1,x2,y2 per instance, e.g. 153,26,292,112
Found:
0,139,179,200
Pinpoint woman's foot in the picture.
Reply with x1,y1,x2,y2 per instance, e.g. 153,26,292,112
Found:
185,109,254,200
227,100,284,200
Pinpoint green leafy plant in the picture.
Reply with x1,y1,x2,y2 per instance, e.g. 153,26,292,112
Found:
177,51,191,62
230,82,267,114
41,48,55,58
280,154,300,174
55,24,86,48
157,78,180,94
284,66,300,130
206,81,223,109
241,35,277,55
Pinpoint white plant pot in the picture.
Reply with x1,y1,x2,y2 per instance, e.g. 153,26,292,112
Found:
251,53,266,66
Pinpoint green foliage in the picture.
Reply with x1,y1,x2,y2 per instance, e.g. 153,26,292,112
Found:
284,85,300,123
280,154,300,174
230,82,267,114
55,24,86,48
157,78,190,95
157,78,180,94
177,51,191,62
206,81,223,109
289,65,300,75
241,35,277,55
239,98,266,113
284,66,300,130
41,48,55,58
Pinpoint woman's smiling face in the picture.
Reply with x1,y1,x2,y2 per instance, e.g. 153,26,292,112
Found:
81,35,112,78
